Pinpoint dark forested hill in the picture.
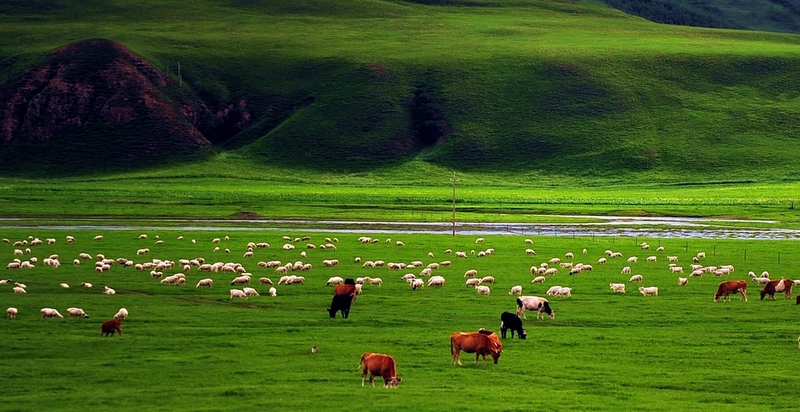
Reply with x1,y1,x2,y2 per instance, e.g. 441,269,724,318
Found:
604,0,800,34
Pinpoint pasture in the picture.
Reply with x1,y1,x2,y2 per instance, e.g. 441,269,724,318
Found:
2,229,799,411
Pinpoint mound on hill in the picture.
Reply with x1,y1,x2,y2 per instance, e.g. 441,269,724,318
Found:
0,39,212,175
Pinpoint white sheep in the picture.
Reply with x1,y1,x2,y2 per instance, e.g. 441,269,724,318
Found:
230,289,248,299
243,287,260,297
369,278,383,287
531,276,546,284
410,279,424,290
609,283,626,293
639,286,659,296
113,308,129,320
475,285,491,295
41,308,63,318
554,287,572,297
81,282,93,288
13,286,26,294
103,286,116,295
464,269,478,278
678,277,688,286
66,307,90,318
509,285,523,295
629,274,643,283
326,276,344,286
7,307,18,319
196,278,214,288
480,276,495,284
546,285,562,296
268,287,277,297
465,278,482,288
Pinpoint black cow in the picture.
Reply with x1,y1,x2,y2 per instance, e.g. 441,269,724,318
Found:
328,293,352,318
500,311,527,339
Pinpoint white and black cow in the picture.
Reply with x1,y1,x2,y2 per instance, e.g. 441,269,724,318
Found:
516,296,555,320
500,311,527,339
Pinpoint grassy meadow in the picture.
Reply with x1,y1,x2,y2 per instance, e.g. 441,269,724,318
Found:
2,228,799,411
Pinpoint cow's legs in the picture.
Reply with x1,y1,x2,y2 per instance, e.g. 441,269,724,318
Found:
370,374,376,388
361,372,367,387
741,290,748,302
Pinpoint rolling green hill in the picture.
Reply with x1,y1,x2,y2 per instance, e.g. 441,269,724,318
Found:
0,0,799,182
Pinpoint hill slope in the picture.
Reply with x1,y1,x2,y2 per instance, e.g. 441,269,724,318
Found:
604,0,800,34
0,0,799,181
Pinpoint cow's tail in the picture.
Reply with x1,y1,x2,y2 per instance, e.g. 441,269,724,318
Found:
357,352,367,371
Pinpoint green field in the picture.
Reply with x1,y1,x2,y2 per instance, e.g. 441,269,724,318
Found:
2,229,799,411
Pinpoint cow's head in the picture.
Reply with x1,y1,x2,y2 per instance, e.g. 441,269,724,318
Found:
388,377,402,388
327,308,336,318
518,329,527,339
490,350,502,364
548,310,555,320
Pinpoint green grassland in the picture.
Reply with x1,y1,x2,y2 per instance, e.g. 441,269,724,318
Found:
1,229,799,411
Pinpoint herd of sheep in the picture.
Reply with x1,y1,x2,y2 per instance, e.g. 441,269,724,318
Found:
3,233,798,332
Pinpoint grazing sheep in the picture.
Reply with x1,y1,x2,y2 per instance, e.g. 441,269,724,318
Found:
230,275,251,285
93,235,103,241
196,278,214,288
259,277,273,285
475,238,485,243
60,283,70,289
531,276,546,284
427,276,445,287
678,277,688,286
113,308,128,320
480,276,495,284
396,241,405,247
455,251,467,258
609,283,626,293
646,256,657,263
243,287,260,297
621,266,631,275
103,286,116,295
526,249,536,255
669,266,684,273
597,258,607,264
41,308,64,319
475,285,491,295
410,279,424,290
7,307,18,319
369,278,383,287
66,307,90,318
546,285,562,296
629,274,643,283
326,276,344,286
525,239,533,244
465,278,482,288
230,289,248,299
639,286,659,296
268,287,277,297
13,287,26,294
509,285,523,295
464,269,478,278
554,287,572,297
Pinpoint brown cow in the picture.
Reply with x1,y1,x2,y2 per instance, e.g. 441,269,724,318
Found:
713,280,748,302
760,279,793,300
101,319,122,337
358,352,402,388
329,278,356,318
450,329,503,366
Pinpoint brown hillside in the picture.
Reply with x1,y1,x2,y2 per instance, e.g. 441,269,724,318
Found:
0,39,212,174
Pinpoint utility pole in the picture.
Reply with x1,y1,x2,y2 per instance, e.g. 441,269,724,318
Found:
450,172,459,237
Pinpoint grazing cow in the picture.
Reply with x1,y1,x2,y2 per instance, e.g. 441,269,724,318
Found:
101,319,122,337
760,279,793,300
516,296,554,320
450,329,503,366
329,278,356,318
499,312,527,339
358,353,402,388
714,280,748,302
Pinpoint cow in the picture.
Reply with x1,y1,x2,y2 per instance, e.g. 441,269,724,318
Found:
358,353,402,388
101,319,122,337
328,278,356,319
760,279,793,300
450,329,503,366
500,312,527,339
516,296,554,320
714,280,748,302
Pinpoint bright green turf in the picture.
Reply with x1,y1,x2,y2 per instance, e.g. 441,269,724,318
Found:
1,229,799,411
